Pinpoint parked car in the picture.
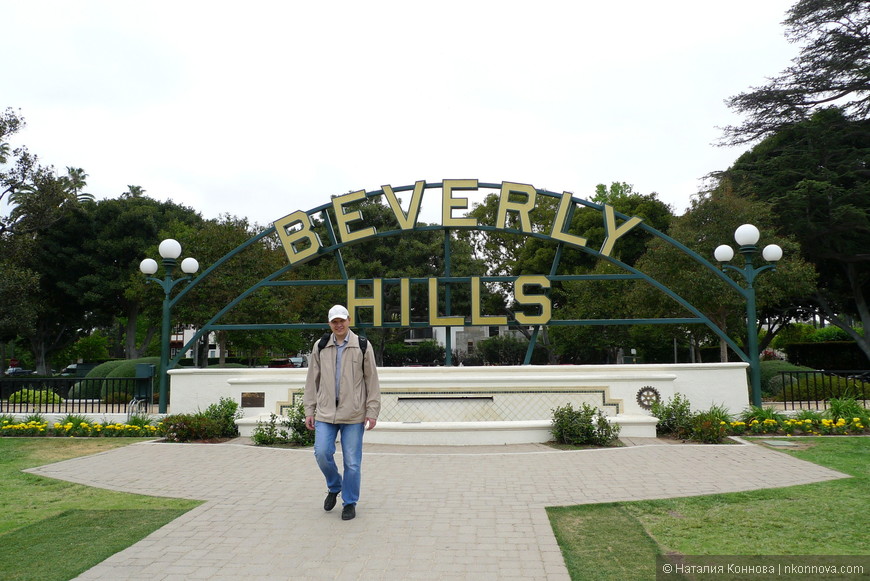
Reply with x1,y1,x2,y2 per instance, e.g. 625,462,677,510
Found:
267,356,307,368
59,364,78,376
4,367,34,376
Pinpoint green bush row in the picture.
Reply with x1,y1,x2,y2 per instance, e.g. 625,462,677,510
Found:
550,403,621,447
251,401,315,446
651,393,870,443
161,397,243,442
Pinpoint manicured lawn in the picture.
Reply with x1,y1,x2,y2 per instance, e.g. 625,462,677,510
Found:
547,437,870,581
0,439,203,581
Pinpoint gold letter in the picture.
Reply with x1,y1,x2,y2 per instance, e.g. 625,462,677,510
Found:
514,275,551,325
347,279,383,326
333,190,377,243
471,277,508,325
496,182,537,233
428,278,464,326
442,179,479,227
549,191,588,248
273,211,322,265
400,278,411,326
383,181,425,230
599,204,643,257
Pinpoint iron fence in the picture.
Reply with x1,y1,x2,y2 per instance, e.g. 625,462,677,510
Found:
0,376,156,415
776,370,870,411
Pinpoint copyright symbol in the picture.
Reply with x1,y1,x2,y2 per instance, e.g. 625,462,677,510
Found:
662,564,673,574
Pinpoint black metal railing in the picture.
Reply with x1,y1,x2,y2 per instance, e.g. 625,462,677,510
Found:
776,370,870,410
0,376,156,415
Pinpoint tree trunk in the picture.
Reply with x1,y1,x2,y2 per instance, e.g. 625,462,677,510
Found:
125,305,140,358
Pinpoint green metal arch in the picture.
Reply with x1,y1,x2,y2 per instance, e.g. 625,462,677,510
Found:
169,182,751,368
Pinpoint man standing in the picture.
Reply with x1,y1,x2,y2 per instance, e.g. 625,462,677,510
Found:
304,305,380,521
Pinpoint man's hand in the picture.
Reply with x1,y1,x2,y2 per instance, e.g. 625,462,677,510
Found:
365,417,377,430
305,416,315,431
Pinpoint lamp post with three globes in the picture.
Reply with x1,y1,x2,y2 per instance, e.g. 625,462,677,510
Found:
713,224,783,408
139,239,199,414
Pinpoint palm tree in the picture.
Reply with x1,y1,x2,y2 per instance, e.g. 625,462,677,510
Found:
123,185,146,198
62,167,93,202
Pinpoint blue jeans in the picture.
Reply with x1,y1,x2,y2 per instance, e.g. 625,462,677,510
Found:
313,421,365,506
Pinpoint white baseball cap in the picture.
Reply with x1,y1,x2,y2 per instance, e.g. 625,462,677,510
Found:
328,305,349,322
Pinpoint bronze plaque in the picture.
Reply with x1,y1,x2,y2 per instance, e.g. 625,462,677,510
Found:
241,392,265,408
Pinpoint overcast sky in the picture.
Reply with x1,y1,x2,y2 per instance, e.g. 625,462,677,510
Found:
3,0,797,228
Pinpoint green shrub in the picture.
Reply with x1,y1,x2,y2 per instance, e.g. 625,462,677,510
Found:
84,359,126,378
690,405,731,444
285,401,315,446
251,413,285,445
159,414,223,442
825,397,869,424
810,326,852,342
125,412,157,429
100,357,159,402
551,403,620,447
650,393,693,439
251,402,315,447
202,397,243,438
759,360,814,399
67,379,102,399
794,409,823,422
67,360,123,399
8,389,63,405
768,371,869,402
54,413,96,437
739,405,786,423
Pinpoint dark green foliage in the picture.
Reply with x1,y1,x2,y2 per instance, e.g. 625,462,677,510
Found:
382,340,445,366
159,414,223,442
826,397,870,424
650,393,693,439
202,397,243,438
760,360,814,398
784,342,869,370
8,389,63,405
739,405,787,424
476,335,534,365
251,402,315,446
251,413,283,445
551,403,620,447
285,401,314,446
722,107,870,365
100,357,159,403
768,369,869,402
723,2,870,144
690,405,732,444
68,360,123,399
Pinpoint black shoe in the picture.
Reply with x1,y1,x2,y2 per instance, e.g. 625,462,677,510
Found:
324,491,339,512
341,504,356,520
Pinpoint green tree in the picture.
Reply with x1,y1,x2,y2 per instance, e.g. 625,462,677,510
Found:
720,108,870,362
167,214,302,365
460,184,673,363
723,0,870,144
79,195,205,359
629,190,817,362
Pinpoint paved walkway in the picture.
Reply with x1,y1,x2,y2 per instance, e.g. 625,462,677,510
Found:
26,438,848,581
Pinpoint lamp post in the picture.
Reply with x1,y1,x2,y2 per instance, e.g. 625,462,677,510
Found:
139,239,199,414
713,224,783,408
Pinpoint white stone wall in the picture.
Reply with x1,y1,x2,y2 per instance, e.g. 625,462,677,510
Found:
170,363,750,443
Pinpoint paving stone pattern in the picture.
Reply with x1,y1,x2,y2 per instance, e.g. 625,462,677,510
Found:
25,438,848,581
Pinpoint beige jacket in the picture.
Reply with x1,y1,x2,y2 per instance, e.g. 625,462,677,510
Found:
303,330,381,424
